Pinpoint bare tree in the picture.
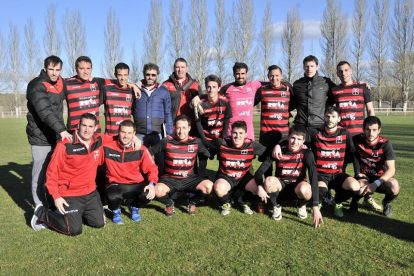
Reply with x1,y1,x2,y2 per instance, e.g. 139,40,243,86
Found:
352,0,370,82
62,8,88,77
186,0,209,85
8,22,23,116
320,0,348,83
142,0,164,70
390,0,414,112
101,7,124,79
281,5,304,83
130,42,142,83
258,2,276,81
23,18,41,81
43,4,61,56
0,30,6,90
212,0,228,83
368,0,390,108
166,0,185,66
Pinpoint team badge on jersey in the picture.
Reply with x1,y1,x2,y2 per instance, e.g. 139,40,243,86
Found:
90,84,97,91
336,136,343,144
372,150,379,157
281,91,287,97
296,153,302,162
241,149,248,155
94,150,100,161
352,88,360,95
126,94,132,102
188,145,195,152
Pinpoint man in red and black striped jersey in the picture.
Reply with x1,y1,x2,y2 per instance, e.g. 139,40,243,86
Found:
205,121,268,216
65,56,110,133
255,125,323,228
104,120,158,224
102,63,134,136
149,115,213,216
254,65,293,177
195,74,232,178
350,116,399,217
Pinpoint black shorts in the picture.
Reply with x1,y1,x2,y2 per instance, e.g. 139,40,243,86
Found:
278,180,300,201
216,172,254,190
355,174,388,194
318,172,351,191
159,174,206,194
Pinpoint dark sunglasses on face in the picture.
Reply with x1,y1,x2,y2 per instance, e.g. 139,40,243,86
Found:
145,74,157,77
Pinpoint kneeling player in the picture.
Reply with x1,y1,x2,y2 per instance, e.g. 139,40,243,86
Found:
205,120,268,215
149,115,213,216
104,120,158,224
350,116,399,217
256,125,323,228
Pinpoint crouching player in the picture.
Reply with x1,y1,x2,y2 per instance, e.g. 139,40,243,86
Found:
204,120,268,215
149,115,213,216
255,125,323,228
104,120,158,224
350,116,399,217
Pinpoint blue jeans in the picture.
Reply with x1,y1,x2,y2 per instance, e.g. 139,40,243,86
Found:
137,133,164,177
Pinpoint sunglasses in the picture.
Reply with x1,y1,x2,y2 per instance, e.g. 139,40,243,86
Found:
145,74,157,77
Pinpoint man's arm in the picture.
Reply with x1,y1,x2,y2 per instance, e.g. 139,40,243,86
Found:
254,87,262,106
254,154,273,186
221,101,232,139
252,141,267,156
196,120,207,140
364,86,375,116
148,138,167,155
163,89,174,135
197,138,211,158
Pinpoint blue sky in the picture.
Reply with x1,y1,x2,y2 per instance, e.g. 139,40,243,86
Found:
0,0,387,79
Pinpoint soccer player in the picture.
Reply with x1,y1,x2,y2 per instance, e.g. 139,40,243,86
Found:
254,65,293,177
149,115,213,216
104,120,158,224
133,63,173,177
350,116,399,217
255,125,323,228
26,55,72,208
102,63,134,136
204,121,268,216
195,74,232,178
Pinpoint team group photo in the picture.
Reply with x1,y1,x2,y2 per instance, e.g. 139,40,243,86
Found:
0,0,413,275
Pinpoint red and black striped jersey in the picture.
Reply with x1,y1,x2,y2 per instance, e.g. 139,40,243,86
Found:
255,83,291,144
308,127,353,174
353,134,395,177
197,94,232,140
207,137,266,181
102,83,133,136
331,82,372,135
65,76,110,132
149,135,210,179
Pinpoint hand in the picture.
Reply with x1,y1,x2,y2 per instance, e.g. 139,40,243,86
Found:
89,75,94,81
144,184,155,200
360,82,371,90
272,144,282,160
191,96,201,108
312,206,324,229
357,173,366,178
131,84,141,99
132,136,142,150
362,183,377,196
54,197,69,214
257,185,270,203
60,131,73,141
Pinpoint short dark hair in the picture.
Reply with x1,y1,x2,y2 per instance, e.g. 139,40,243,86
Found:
337,61,351,70
75,56,92,68
143,63,159,75
115,62,130,75
44,55,63,69
119,119,136,131
288,125,307,139
303,55,318,66
79,112,97,126
174,114,191,126
174,58,188,68
231,120,247,132
363,116,382,129
233,62,248,74
204,74,222,88
325,106,340,116
268,65,283,74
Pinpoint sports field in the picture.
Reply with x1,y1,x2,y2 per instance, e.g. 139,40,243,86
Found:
0,115,413,275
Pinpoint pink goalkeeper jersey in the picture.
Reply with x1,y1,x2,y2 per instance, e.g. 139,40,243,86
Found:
220,81,262,140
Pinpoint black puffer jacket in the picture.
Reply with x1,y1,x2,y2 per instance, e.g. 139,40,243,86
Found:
26,70,67,146
292,71,335,127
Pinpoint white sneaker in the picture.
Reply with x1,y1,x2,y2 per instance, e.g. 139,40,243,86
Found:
272,205,282,220
221,202,232,216
297,205,308,219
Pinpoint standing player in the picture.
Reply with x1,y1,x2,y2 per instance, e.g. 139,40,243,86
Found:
195,75,232,178
102,63,134,136
205,121,268,216
149,115,213,216
254,65,292,177
255,125,323,228
26,55,72,208
104,120,158,224
350,116,399,217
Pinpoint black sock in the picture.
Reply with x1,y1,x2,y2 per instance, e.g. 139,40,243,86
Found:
158,194,173,207
297,198,309,208
239,192,254,205
384,193,399,204
268,191,279,207
190,191,208,205
334,189,359,204
351,194,363,204
218,192,231,204
364,194,372,200
319,186,328,204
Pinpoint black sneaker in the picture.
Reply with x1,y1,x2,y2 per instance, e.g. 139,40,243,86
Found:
187,204,196,215
165,204,175,217
383,200,393,217
349,201,359,214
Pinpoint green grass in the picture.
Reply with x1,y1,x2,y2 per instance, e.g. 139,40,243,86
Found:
0,116,413,275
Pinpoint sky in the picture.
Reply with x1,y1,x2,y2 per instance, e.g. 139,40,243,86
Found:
0,0,391,80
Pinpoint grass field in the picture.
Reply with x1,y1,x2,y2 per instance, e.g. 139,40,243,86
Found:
0,116,413,275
